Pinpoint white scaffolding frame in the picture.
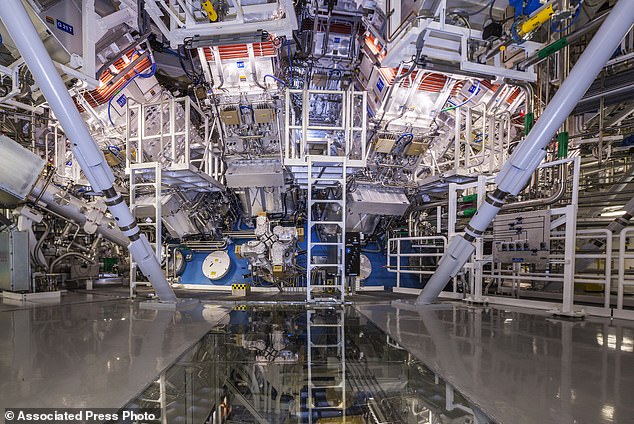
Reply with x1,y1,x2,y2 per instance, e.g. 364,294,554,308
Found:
284,89,367,167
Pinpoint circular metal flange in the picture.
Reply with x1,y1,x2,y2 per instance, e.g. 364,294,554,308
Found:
201,251,231,280
359,254,372,281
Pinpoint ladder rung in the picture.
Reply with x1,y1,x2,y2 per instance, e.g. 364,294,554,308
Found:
310,178,344,183
309,199,343,204
310,285,343,288
311,221,343,226
308,377,344,383
310,406,346,410
311,219,344,224
307,156,347,162
310,242,340,246
311,343,341,348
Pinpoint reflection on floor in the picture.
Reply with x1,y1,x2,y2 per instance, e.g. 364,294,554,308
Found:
5,287,630,424
126,305,489,423
0,291,228,410
357,301,634,424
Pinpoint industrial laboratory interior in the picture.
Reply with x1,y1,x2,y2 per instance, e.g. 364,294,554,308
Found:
0,0,633,422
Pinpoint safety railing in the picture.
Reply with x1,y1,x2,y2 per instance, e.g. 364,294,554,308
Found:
126,96,207,171
617,227,634,310
481,228,613,311
389,226,634,318
571,229,613,309
284,89,367,167
387,236,448,289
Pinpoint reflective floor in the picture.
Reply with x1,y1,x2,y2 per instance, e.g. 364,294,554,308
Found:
0,293,228,410
4,291,632,424
357,302,634,424
126,305,491,423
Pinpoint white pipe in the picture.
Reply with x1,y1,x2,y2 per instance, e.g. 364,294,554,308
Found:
0,0,177,302
31,181,129,246
416,0,634,305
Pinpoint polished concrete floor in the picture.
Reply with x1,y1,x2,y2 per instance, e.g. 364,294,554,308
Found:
4,288,633,423
0,292,229,409
357,301,634,424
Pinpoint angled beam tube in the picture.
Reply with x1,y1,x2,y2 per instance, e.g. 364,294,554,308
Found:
417,0,634,305
0,0,177,302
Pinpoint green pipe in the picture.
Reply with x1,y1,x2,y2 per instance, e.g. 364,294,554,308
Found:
461,194,478,203
458,208,477,217
538,37,569,60
557,131,569,158
524,112,535,135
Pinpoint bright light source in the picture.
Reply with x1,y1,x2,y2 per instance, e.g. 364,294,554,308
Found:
600,206,626,217
602,405,614,421
600,210,626,217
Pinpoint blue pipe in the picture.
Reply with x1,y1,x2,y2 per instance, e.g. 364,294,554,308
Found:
552,2,581,33
107,145,121,156
107,62,157,126
441,80,481,112
286,40,293,87
264,74,287,87
239,105,255,122
393,133,414,154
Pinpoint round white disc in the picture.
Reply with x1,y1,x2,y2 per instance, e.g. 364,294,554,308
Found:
359,254,372,281
201,251,231,280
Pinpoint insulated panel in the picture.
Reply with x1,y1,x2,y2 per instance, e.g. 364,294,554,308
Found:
225,159,284,188
347,185,410,216
0,135,46,207
0,231,31,292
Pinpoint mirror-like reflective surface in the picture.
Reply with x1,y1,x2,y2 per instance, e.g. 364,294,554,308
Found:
0,294,229,410
126,305,491,423
357,302,634,424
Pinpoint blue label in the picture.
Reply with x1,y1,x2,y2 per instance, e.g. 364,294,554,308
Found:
468,84,481,95
511,257,525,262
116,94,127,107
56,19,74,35
236,61,245,69
376,78,385,93
334,37,341,43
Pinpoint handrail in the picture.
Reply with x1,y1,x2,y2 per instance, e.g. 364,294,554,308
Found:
387,236,448,288
617,227,634,310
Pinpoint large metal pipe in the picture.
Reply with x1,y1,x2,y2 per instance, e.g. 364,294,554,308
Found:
0,0,177,302
416,0,634,305
501,164,566,211
32,181,130,247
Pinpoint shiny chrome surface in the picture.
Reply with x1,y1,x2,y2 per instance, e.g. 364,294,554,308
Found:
0,293,228,409
356,302,634,424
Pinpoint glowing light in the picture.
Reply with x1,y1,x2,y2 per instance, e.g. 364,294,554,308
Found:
600,206,625,217
596,333,634,352
600,210,625,217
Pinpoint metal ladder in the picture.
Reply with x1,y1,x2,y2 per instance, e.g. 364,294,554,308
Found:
306,156,347,303
306,307,346,423
128,162,162,297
